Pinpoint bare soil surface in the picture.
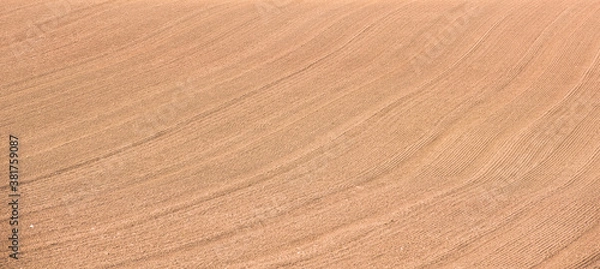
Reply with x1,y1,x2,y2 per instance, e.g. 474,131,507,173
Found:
1,0,600,268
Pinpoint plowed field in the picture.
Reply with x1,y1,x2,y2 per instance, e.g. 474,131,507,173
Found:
1,0,600,268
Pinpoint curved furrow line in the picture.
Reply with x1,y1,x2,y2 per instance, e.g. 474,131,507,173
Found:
21,32,592,266
16,0,480,198
161,1,372,84
6,1,600,268
428,35,600,196
421,120,600,267
417,106,600,268
88,5,580,254
424,1,593,177
469,25,600,189
16,0,418,249
0,0,118,26
466,160,600,267
0,1,235,92
19,8,262,157
128,80,547,267
2,1,241,111
14,36,346,187
530,219,600,269
0,1,43,18
12,1,412,188
266,101,600,266
302,1,600,237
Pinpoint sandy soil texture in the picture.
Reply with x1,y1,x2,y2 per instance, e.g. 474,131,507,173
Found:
1,0,600,268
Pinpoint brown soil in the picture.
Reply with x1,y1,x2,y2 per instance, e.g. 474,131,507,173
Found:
1,0,600,268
